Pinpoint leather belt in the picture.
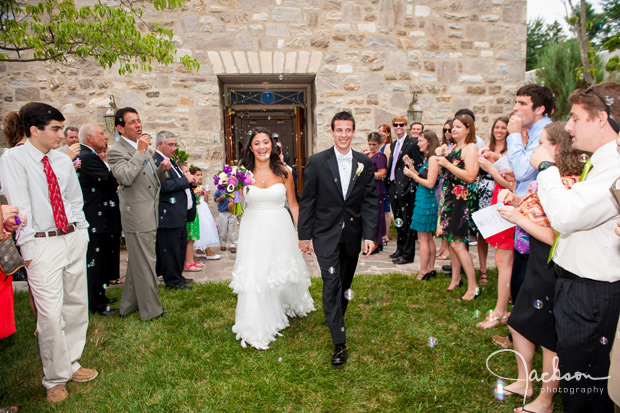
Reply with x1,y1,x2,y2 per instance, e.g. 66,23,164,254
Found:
554,264,580,280
34,223,76,238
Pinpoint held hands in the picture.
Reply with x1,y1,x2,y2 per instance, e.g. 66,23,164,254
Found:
436,155,450,168
363,240,376,257
497,188,517,206
435,144,448,157
507,114,523,135
478,156,493,172
403,165,417,179
298,240,314,255
529,145,554,170
2,205,26,233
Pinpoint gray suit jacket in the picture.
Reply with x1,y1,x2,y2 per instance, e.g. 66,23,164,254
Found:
108,137,167,233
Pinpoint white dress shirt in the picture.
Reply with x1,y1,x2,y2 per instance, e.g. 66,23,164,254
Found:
335,147,352,198
537,140,620,282
156,150,192,210
0,140,89,261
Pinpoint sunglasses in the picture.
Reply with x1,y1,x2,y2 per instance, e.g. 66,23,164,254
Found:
393,123,406,127
585,86,620,133
443,128,452,133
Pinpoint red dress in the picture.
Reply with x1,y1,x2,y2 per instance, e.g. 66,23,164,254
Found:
0,269,16,339
485,183,515,250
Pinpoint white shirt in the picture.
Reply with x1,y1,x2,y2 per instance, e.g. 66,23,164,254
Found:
0,140,89,261
537,140,620,282
156,150,192,210
334,147,352,198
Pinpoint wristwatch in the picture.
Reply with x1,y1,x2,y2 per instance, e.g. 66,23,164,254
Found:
537,161,556,172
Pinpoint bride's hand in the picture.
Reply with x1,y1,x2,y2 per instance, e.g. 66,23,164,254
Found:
299,240,314,255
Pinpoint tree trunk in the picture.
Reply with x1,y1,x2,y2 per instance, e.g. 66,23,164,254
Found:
567,0,595,86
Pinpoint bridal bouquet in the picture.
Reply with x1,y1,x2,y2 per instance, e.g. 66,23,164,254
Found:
213,165,255,215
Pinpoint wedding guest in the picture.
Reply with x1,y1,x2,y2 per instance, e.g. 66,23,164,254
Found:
191,168,221,260
387,115,423,265
58,126,80,160
378,124,392,245
76,123,121,315
475,116,510,286
0,204,24,340
475,117,515,330
366,132,387,253
531,82,620,412
214,185,238,253
436,114,480,301
493,84,555,351
435,120,453,261
0,102,97,403
403,130,439,280
153,131,196,290
181,164,204,272
108,107,169,321
497,121,584,413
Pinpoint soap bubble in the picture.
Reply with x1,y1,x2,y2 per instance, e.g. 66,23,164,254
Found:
427,337,437,348
534,300,543,310
169,197,176,204
344,289,355,301
600,336,609,345
473,310,481,318
579,154,589,164
394,218,404,228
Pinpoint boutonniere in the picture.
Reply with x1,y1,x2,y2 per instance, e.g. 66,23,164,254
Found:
355,162,364,177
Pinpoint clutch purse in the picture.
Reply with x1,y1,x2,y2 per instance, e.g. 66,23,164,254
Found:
0,231,26,276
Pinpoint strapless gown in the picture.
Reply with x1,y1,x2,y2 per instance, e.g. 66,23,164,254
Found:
229,183,315,349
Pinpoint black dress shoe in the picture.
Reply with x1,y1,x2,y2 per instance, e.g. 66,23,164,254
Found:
331,344,348,366
442,264,452,272
393,257,413,265
166,284,193,290
389,251,401,259
370,248,380,255
96,308,119,316
377,244,383,251
182,278,194,284
106,297,118,304
421,270,437,281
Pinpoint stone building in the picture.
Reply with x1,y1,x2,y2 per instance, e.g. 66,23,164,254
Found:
0,0,527,193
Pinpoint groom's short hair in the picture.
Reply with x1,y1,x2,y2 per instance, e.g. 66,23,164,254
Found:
330,111,355,131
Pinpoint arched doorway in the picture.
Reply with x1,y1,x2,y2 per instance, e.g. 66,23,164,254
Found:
220,75,313,194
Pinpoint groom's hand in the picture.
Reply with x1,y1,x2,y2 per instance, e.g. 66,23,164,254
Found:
363,240,376,257
299,240,314,255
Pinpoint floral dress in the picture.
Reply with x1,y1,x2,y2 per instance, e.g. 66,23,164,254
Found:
437,148,475,242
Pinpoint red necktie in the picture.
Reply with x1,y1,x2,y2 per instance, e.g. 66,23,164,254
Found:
42,156,69,233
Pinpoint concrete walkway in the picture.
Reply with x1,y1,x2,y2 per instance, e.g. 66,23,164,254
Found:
13,238,495,292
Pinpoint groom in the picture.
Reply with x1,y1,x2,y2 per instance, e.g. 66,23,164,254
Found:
298,111,378,365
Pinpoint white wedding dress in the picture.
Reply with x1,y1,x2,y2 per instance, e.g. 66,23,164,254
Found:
230,183,315,349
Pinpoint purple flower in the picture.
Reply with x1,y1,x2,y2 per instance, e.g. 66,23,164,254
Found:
228,176,238,186
223,165,233,174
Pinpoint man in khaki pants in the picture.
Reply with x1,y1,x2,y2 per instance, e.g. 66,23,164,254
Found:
0,102,97,403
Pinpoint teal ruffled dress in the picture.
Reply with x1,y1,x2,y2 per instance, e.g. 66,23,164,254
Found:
410,160,438,233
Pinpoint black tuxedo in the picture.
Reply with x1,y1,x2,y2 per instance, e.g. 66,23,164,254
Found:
76,144,122,313
387,135,423,261
298,147,377,345
153,153,192,287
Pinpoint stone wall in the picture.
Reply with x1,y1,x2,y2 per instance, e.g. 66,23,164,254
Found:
0,0,527,172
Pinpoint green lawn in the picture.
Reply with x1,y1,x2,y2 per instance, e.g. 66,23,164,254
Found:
1,271,562,412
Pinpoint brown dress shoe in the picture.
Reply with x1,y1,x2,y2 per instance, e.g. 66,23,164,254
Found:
220,247,226,251
47,384,68,403
71,367,98,383
230,247,236,253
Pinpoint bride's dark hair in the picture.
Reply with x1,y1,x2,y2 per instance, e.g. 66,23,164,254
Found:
240,127,288,179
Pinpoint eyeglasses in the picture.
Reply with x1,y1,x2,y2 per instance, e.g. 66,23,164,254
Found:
393,123,406,127
443,128,452,133
585,86,620,133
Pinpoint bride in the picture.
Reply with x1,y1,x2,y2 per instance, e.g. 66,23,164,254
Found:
230,127,315,349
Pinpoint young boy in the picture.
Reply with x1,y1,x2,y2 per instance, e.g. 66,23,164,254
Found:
0,102,96,403
214,187,238,253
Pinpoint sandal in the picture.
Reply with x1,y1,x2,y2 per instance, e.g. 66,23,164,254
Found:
109,279,124,285
479,271,488,285
183,263,201,272
476,314,508,329
192,261,204,268
436,253,450,260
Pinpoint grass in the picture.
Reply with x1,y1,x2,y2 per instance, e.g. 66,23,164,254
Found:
0,271,563,412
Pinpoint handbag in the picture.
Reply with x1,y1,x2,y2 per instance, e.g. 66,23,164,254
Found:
0,231,26,276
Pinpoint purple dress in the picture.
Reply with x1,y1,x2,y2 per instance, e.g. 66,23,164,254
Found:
371,151,387,246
